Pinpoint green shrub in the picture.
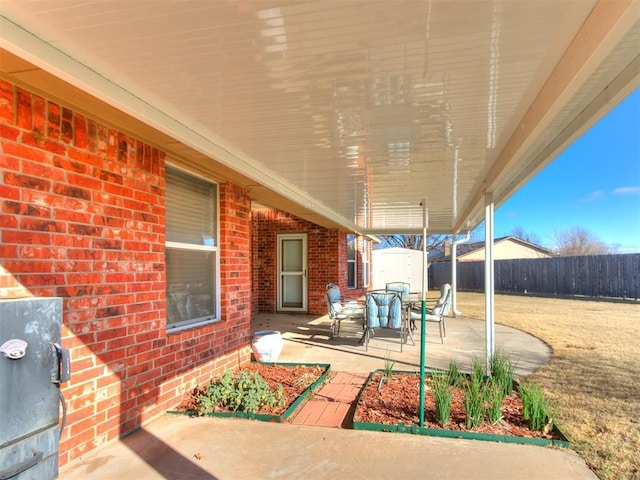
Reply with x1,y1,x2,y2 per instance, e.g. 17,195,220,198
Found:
196,369,285,416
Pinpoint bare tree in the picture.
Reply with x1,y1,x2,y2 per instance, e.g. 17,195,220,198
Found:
553,226,611,256
375,234,448,251
510,226,542,245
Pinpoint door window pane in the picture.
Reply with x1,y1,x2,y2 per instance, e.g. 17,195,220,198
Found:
282,276,303,307
282,239,303,271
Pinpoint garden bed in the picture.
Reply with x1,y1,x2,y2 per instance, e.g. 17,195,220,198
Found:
171,362,330,423
354,370,569,447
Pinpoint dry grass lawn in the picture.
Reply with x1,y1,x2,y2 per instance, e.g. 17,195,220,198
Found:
456,292,640,480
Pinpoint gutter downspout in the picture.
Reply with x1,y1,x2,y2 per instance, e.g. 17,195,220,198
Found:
451,231,471,317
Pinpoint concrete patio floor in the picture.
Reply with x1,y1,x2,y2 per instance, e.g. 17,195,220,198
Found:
61,313,598,480
252,312,552,376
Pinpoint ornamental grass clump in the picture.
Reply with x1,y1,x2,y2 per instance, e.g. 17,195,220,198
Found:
490,350,515,397
462,380,486,428
378,350,396,391
431,373,455,426
446,360,460,387
485,379,505,424
462,359,487,428
196,369,285,416
470,357,486,386
519,382,554,433
383,350,395,379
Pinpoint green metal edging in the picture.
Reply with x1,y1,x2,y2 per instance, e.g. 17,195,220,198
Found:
168,362,331,423
353,370,570,448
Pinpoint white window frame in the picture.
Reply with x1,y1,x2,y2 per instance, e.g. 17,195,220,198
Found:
347,234,357,289
165,164,220,332
362,238,370,288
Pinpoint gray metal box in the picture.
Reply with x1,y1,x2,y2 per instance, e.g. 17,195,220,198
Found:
0,297,63,480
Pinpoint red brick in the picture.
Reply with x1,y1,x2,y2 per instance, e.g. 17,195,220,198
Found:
20,217,63,233
73,113,87,149
61,107,73,144
3,172,50,191
0,80,14,125
15,88,32,130
3,231,52,245
0,124,20,141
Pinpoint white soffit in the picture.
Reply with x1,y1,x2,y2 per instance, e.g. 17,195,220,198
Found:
1,0,638,234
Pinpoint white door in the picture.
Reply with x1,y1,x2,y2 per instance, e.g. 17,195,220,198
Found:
277,233,307,312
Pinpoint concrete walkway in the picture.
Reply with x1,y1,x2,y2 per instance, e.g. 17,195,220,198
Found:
61,415,596,480
61,313,598,480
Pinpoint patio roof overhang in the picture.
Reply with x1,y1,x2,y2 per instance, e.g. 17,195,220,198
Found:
1,1,639,236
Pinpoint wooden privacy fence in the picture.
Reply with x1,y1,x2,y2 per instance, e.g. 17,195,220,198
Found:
430,253,640,299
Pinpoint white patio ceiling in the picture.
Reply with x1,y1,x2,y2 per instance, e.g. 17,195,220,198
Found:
1,1,639,235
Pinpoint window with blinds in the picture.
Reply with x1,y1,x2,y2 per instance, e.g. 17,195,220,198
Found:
165,166,218,329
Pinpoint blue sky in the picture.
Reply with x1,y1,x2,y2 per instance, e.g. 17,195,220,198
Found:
494,87,640,253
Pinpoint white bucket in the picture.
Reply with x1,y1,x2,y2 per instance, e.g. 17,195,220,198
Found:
251,330,283,363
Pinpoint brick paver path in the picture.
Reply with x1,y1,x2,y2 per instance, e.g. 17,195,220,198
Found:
290,372,369,428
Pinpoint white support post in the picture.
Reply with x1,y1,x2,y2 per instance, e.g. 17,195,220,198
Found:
484,192,495,371
451,235,458,317
422,202,428,299
451,231,470,317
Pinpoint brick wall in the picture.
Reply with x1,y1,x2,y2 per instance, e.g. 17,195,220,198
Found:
251,210,368,315
220,182,252,322
0,80,252,467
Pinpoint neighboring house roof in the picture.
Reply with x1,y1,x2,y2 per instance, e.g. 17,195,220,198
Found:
430,236,554,262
